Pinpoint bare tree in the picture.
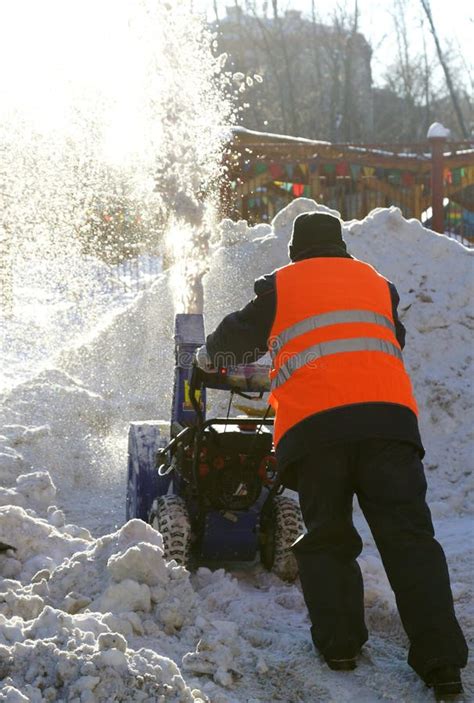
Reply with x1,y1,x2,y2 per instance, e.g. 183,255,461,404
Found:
270,0,299,134
419,0,469,137
309,1,326,135
382,0,426,140
340,0,360,141
244,0,291,132
421,26,433,135
320,3,369,142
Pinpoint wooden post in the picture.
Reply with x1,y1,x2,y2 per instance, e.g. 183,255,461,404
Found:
413,183,423,221
428,122,449,234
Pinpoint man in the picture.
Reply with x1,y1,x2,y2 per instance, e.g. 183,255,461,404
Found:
196,212,467,697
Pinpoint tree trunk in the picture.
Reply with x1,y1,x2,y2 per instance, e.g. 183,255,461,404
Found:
246,0,291,133
419,0,468,138
271,0,299,135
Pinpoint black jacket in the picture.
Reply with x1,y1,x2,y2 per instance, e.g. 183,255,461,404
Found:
206,252,423,487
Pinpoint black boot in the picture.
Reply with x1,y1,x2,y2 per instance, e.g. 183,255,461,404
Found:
425,666,463,700
311,627,361,671
324,654,358,671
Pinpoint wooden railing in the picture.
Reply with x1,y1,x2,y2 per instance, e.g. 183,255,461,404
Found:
221,128,474,245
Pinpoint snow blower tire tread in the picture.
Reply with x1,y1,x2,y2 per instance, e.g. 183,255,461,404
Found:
272,495,305,582
152,495,191,567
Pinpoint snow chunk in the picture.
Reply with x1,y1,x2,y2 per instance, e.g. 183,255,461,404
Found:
97,631,127,652
183,619,243,688
117,518,164,551
0,469,55,510
97,646,128,668
0,686,29,702
91,578,151,613
107,541,168,585
0,505,91,583
16,470,56,506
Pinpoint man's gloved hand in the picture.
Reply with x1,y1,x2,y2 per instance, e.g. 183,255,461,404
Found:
195,344,216,372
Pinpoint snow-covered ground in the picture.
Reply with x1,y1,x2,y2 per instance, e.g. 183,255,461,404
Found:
0,199,473,702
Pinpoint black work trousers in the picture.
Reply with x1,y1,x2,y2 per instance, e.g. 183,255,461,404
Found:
291,439,468,678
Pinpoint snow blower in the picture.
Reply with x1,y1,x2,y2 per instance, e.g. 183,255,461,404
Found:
125,313,304,580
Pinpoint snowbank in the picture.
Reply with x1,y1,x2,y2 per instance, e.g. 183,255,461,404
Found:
0,493,298,702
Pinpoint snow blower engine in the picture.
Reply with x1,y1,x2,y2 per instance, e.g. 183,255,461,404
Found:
126,313,304,580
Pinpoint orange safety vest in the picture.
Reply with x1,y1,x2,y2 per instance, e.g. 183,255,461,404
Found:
268,257,418,447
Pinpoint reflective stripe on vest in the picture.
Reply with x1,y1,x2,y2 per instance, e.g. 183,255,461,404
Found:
271,336,403,391
269,308,396,357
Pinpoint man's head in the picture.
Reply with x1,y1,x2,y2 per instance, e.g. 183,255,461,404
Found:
288,212,348,261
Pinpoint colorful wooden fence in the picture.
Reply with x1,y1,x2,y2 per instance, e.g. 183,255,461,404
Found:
221,128,474,246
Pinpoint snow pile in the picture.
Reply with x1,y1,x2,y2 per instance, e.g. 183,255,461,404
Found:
0,489,292,702
0,369,113,528
41,519,196,631
0,506,90,585
0,612,202,703
0,510,204,702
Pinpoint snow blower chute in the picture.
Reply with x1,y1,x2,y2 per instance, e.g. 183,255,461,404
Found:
126,313,304,580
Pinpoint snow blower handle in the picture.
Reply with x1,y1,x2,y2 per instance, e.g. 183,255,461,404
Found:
191,361,271,394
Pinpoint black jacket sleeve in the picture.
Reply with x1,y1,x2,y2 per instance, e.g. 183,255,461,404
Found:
206,273,277,366
388,281,406,349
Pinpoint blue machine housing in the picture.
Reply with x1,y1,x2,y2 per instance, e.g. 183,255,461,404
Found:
166,313,274,563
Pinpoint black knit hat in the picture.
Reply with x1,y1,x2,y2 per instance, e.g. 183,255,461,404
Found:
288,212,347,261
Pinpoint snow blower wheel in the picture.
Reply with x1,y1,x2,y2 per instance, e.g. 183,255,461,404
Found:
151,495,192,567
260,495,304,582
